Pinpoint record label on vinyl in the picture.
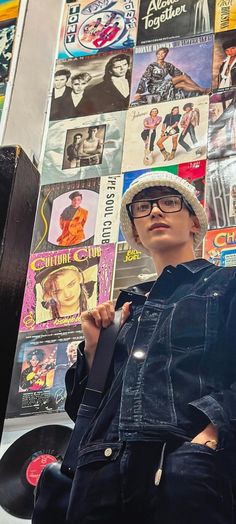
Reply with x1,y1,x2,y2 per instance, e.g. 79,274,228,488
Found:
26,454,58,486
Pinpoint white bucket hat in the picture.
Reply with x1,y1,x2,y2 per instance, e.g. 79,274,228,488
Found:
120,171,208,254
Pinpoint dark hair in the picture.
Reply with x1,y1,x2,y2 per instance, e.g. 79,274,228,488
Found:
132,186,195,215
156,47,169,56
69,191,82,200
26,349,45,364
71,72,92,83
55,68,71,80
88,126,98,138
73,133,82,143
150,107,158,115
171,106,179,113
104,53,130,81
222,38,236,51
183,103,193,111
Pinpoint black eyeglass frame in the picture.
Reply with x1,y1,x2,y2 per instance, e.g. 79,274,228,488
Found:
126,195,193,219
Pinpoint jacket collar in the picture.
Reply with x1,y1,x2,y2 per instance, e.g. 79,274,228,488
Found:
116,259,214,306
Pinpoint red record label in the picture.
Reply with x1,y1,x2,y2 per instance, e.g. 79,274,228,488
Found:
26,454,57,486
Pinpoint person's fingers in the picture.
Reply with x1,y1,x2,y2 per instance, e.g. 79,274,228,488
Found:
81,301,115,329
121,301,132,325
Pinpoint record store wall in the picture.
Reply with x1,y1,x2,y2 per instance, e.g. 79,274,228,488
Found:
1,1,236,522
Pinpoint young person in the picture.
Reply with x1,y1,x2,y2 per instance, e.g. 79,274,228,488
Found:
65,171,236,524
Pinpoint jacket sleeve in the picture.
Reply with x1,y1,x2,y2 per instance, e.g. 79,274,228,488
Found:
188,273,236,441
65,341,88,422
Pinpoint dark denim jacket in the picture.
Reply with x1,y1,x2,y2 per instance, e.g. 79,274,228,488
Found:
65,259,236,449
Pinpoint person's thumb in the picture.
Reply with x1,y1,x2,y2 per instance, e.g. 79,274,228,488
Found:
121,301,132,325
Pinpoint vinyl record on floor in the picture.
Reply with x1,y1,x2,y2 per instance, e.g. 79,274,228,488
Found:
0,424,72,519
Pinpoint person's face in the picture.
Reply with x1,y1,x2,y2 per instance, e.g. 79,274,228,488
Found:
71,196,82,208
132,189,199,255
225,46,236,57
54,75,68,89
67,343,78,363
172,108,179,115
111,59,129,77
156,50,168,61
184,106,192,113
75,135,82,144
91,128,98,136
150,110,158,118
52,269,81,309
72,78,88,94
30,355,40,367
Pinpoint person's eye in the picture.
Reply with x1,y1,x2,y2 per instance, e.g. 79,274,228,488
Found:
138,202,149,211
68,279,77,288
163,198,178,207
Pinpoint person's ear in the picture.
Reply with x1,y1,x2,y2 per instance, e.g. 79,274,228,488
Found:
190,215,200,235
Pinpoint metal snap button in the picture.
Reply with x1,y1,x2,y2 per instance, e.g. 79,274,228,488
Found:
104,448,112,457
213,292,218,297
203,277,208,282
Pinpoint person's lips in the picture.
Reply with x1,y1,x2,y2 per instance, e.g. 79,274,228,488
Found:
149,222,170,230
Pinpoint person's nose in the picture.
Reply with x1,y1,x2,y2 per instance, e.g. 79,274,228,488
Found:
150,202,164,217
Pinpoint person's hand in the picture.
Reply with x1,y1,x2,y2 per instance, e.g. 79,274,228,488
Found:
191,423,218,449
81,301,131,370
134,93,141,101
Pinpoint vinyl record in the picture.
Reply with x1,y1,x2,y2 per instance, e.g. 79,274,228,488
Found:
0,424,72,519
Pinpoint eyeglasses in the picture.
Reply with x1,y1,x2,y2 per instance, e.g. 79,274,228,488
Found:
126,195,191,219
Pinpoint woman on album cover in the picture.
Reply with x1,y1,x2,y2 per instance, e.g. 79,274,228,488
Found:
134,47,209,104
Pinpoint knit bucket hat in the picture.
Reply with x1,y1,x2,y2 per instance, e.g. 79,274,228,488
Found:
120,171,208,254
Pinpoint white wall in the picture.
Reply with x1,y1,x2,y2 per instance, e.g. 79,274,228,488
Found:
2,0,64,164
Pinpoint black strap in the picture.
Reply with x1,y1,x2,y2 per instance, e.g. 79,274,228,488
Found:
61,309,122,476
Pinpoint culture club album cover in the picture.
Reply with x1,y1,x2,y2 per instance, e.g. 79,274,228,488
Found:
212,28,236,91
206,157,236,229
51,49,133,120
19,244,116,332
0,18,16,82
215,0,236,33
58,0,139,59
6,328,84,418
122,95,209,171
41,111,126,184
136,0,215,46
112,241,156,301
130,35,212,107
208,88,236,159
203,226,236,266
31,175,123,253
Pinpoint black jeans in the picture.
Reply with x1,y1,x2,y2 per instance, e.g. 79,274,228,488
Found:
67,441,234,523
178,123,198,151
141,129,156,151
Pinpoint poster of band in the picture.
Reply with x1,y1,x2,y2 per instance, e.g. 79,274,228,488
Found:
122,95,209,171
19,244,116,332
3,0,236,522
51,49,133,120
58,0,139,58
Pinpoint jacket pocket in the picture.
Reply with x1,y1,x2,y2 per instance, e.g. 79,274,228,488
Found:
77,441,123,468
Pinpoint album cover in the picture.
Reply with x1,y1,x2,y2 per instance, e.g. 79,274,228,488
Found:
205,157,236,229
0,18,16,82
212,29,236,90
130,35,212,107
112,241,156,301
6,329,84,418
137,0,215,45
19,244,116,332
32,175,123,253
50,49,133,120
208,89,236,159
41,111,126,184
203,227,236,266
0,1,20,22
122,96,209,171
215,0,236,33
178,159,206,206
58,0,139,58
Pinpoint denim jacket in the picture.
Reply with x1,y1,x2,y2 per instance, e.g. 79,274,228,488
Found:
65,259,236,449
